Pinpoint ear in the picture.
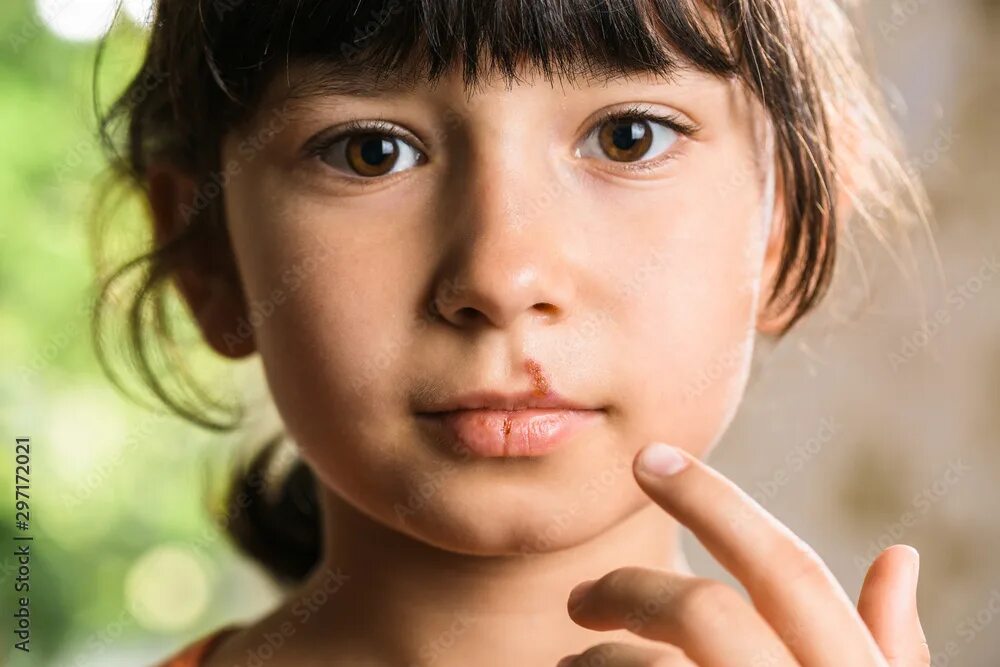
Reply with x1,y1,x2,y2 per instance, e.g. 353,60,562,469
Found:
754,164,797,337
146,164,256,359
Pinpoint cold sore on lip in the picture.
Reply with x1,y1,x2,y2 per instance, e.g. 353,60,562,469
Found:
505,358,550,438
423,358,598,457
524,358,550,396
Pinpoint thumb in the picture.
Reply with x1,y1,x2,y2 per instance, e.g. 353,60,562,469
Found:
857,544,930,666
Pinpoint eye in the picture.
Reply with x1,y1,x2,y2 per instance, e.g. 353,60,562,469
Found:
307,121,425,178
577,107,694,164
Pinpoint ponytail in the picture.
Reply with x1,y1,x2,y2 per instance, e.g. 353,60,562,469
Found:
221,433,322,586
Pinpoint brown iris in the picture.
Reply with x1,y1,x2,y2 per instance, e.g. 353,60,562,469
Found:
345,134,399,176
597,119,653,162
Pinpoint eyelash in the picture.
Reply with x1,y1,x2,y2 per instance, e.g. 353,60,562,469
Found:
588,104,699,139
302,106,700,179
582,104,700,173
303,117,417,159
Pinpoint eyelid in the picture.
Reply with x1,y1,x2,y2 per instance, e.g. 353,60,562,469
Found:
299,118,427,186
301,118,424,159
584,103,701,139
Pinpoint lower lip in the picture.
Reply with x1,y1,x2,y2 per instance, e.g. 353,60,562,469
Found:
418,408,604,457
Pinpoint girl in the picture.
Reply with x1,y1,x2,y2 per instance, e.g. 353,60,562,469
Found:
92,0,933,665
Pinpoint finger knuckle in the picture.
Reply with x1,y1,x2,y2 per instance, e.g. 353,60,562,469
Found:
616,576,688,633
884,641,931,667
675,578,744,630
776,541,831,589
576,642,619,666
585,568,686,635
597,566,665,609
916,640,932,666
647,652,690,667
600,565,653,590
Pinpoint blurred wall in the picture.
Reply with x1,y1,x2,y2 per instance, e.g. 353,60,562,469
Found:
692,2,1000,666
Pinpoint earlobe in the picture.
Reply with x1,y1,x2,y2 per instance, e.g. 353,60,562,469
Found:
146,164,256,359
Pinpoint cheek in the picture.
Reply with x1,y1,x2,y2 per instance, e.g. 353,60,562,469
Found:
222,172,426,456
604,165,768,455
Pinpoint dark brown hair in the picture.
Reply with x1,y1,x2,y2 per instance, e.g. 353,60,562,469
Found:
91,0,929,586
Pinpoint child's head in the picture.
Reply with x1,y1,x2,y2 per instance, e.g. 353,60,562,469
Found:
93,0,925,584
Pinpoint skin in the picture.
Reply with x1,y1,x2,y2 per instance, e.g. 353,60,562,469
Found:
148,56,929,666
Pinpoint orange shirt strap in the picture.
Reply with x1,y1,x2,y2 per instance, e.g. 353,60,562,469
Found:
157,624,242,667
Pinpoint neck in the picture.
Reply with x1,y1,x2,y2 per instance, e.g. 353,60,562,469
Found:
279,488,688,666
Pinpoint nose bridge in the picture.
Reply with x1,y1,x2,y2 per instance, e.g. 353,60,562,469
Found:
430,114,575,330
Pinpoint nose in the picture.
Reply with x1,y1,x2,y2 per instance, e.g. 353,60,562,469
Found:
429,157,577,331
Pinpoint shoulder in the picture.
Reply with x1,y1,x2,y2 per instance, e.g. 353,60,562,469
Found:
153,624,244,667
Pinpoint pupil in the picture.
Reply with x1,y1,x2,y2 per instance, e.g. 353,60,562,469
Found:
612,122,645,150
360,137,392,165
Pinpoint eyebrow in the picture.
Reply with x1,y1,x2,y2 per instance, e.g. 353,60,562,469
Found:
281,61,423,101
272,53,696,107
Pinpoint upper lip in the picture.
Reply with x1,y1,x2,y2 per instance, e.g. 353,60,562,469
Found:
416,390,601,413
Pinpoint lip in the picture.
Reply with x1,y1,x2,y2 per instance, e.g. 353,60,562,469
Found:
417,407,604,457
418,389,596,413
415,390,605,458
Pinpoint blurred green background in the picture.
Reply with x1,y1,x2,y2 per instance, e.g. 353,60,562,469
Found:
0,2,278,665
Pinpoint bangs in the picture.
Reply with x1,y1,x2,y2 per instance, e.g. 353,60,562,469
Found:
201,0,740,105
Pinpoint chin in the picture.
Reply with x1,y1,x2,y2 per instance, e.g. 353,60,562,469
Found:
368,468,651,557
301,408,657,556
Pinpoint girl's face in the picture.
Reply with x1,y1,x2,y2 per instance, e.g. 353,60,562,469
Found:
217,61,783,555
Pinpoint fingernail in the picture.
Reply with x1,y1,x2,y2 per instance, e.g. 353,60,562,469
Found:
638,442,689,477
909,547,920,589
567,580,595,613
895,544,920,586
556,655,578,667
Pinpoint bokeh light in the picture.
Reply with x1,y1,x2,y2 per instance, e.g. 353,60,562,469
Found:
125,544,212,633
121,0,154,27
34,0,119,42
34,0,155,41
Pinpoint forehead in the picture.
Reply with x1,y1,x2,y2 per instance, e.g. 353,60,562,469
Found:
276,58,697,101
246,57,734,130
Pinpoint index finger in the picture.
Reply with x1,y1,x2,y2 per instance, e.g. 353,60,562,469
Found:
632,441,887,667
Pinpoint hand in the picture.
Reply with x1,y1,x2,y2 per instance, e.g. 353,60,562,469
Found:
558,442,929,667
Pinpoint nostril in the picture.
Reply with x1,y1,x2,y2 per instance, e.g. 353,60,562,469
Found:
533,302,559,316
455,306,486,323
